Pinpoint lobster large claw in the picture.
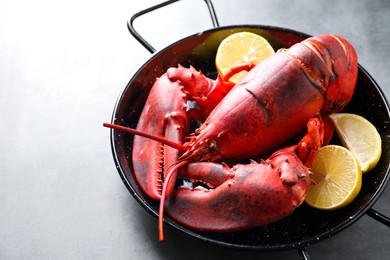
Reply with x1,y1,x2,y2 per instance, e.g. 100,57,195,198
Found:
161,116,322,232
132,74,188,200
164,146,311,232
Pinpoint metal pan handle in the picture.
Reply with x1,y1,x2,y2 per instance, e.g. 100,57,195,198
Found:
366,208,390,227
127,0,219,54
296,208,390,260
297,247,311,260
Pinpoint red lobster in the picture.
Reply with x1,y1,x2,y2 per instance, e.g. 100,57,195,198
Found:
104,34,358,240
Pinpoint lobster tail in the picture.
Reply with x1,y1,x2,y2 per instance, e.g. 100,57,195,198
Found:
303,35,358,113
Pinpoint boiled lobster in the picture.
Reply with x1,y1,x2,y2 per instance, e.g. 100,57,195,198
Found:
104,34,358,240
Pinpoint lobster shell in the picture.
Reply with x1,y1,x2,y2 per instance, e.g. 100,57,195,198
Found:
109,25,390,250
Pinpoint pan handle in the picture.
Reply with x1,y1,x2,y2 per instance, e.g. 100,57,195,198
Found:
297,247,311,260
127,0,219,54
366,208,390,227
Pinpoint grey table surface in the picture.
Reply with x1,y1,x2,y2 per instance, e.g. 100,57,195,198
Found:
1,0,389,259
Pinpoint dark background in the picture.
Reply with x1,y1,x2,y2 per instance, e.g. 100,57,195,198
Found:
1,0,389,259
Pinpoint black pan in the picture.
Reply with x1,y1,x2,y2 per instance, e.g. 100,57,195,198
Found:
107,0,390,257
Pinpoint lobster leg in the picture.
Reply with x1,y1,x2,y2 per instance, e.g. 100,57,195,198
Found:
297,115,324,168
322,114,336,145
220,62,257,82
296,113,336,167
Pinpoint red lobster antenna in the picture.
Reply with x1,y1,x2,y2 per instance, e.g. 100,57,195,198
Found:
103,123,188,151
103,123,189,240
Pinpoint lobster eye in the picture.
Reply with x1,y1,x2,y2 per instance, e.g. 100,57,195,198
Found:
209,140,217,151
194,128,202,135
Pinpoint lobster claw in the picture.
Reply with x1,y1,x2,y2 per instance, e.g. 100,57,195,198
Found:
164,147,311,232
161,114,323,232
133,66,234,200
133,74,188,200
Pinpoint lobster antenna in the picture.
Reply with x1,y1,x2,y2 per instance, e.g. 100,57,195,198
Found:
103,123,188,152
158,160,189,241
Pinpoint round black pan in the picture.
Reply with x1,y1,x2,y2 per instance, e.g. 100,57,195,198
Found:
108,24,390,251
105,2,390,258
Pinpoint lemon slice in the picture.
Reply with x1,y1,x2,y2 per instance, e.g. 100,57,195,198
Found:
305,145,362,210
329,113,382,173
215,32,275,84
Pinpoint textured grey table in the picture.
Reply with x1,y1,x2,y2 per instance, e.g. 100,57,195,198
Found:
1,0,389,259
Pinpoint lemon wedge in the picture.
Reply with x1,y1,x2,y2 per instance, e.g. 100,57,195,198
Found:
329,113,382,173
215,32,275,84
305,145,362,210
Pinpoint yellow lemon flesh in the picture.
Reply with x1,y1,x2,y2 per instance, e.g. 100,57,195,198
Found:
329,113,382,173
305,145,362,210
215,32,275,84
